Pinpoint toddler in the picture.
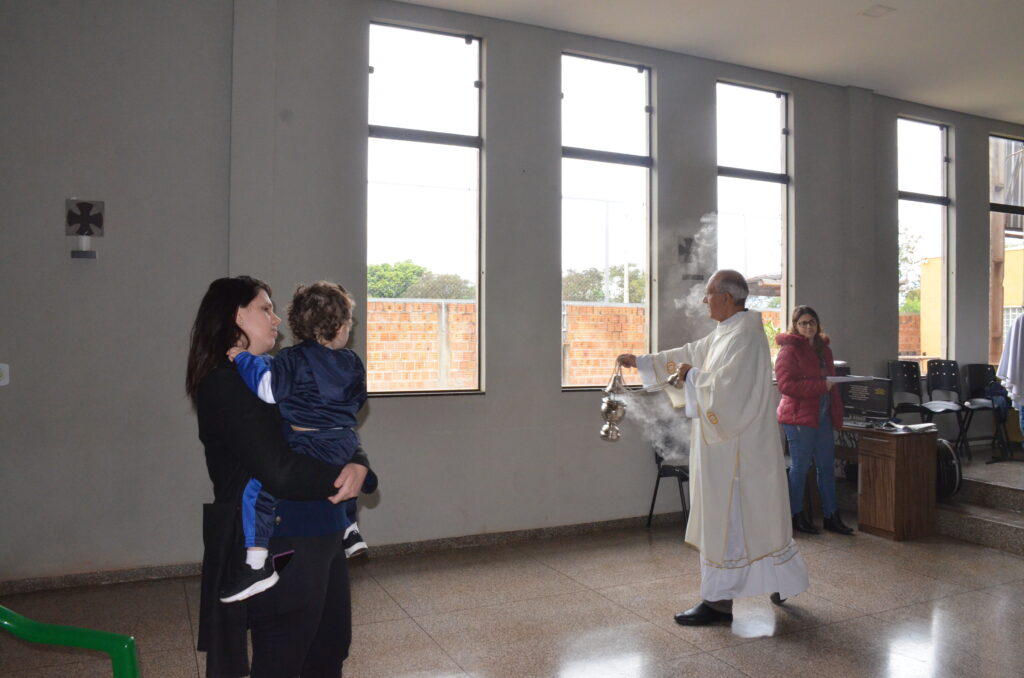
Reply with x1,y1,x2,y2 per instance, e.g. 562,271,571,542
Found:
219,281,369,603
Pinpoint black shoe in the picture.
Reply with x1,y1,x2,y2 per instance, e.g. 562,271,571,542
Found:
792,512,819,535
343,526,368,559
673,602,733,626
770,592,786,606
824,512,855,535
219,558,278,603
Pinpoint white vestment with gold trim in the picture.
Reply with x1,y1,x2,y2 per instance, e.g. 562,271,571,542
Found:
637,311,808,601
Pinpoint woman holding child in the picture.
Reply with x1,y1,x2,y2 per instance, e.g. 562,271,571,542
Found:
186,275,376,677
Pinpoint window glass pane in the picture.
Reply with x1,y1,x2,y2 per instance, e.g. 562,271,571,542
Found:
367,138,479,391
898,119,945,196
561,55,647,155
990,136,1024,207
716,83,785,173
561,158,648,386
898,200,945,366
989,211,1024,363
369,24,479,136
717,176,784,332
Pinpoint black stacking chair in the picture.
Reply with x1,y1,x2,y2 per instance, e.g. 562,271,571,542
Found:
962,363,1012,462
888,360,929,421
646,446,689,535
925,359,968,459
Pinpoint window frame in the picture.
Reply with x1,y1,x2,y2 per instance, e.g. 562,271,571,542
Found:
559,52,654,390
366,22,484,396
987,134,1024,363
896,117,951,362
715,81,791,325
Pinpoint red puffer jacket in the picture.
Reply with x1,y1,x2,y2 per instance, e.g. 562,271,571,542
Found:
775,333,844,429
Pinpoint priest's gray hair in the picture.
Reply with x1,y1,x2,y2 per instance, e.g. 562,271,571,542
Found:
712,269,748,307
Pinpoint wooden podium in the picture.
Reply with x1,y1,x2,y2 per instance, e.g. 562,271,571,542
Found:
839,426,937,541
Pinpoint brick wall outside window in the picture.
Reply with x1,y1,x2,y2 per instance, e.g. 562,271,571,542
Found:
366,301,786,391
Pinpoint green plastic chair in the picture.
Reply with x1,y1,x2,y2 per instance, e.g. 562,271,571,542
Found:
0,605,140,678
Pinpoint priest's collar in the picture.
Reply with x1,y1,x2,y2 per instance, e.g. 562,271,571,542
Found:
717,308,748,326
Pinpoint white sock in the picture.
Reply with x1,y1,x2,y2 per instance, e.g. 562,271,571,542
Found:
246,548,268,570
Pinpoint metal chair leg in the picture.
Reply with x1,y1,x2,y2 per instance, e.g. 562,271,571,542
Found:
646,471,661,528
959,410,973,460
956,411,971,460
677,476,689,532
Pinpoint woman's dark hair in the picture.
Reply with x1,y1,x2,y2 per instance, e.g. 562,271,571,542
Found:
790,304,829,359
186,276,272,405
288,281,355,344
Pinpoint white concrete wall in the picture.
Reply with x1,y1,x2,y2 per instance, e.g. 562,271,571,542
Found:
2,0,1023,581
0,0,234,579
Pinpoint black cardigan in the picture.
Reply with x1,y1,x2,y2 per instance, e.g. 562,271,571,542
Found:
195,362,375,677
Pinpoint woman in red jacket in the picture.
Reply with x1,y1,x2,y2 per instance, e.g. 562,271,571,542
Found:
775,306,854,536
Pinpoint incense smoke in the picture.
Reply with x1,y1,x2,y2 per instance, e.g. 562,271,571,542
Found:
673,213,718,324
619,388,690,465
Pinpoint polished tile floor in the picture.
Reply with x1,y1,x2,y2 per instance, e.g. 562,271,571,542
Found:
962,452,1024,488
4,520,1024,677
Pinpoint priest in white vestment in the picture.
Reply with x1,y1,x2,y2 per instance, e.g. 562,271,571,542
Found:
619,270,808,625
997,313,1024,409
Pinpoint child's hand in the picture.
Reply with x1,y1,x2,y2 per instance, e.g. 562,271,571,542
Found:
226,347,243,362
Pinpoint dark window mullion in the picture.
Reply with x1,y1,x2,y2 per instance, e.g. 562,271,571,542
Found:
561,146,652,168
369,125,481,148
899,190,951,207
992,202,1024,216
717,165,789,185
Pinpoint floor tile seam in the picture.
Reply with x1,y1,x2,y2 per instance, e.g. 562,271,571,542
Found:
861,586,986,622
502,543,633,586
873,624,1011,670
403,586,607,621
364,569,414,621
404,612,474,676
585,586,706,656
821,546,970,590
1,632,197,670
703,645,762,677
0,648,112,673
177,577,201,676
692,602,875,652
586,569,701,593
870,619,1004,668
975,578,1024,608
508,539,692,563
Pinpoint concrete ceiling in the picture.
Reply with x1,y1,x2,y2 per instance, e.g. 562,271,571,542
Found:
406,0,1024,126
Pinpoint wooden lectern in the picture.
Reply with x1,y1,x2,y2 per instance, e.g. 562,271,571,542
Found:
839,426,937,540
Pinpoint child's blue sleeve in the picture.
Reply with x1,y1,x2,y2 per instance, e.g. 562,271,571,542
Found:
233,352,276,403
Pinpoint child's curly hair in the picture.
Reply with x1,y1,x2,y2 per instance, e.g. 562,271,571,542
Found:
287,281,355,344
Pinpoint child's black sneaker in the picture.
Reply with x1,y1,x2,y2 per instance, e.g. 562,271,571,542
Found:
343,526,368,559
219,558,279,603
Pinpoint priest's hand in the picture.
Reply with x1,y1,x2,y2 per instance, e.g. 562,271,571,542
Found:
617,354,637,368
677,363,693,382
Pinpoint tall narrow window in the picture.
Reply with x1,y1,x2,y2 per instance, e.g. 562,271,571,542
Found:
716,82,789,348
990,135,1024,364
897,119,950,369
560,55,651,387
367,25,481,393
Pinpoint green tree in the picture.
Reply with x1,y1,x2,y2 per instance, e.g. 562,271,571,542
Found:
562,268,606,301
561,265,647,303
900,288,921,314
367,261,427,298
404,272,476,299
898,228,922,308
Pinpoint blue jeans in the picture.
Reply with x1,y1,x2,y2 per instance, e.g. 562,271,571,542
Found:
784,396,838,518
